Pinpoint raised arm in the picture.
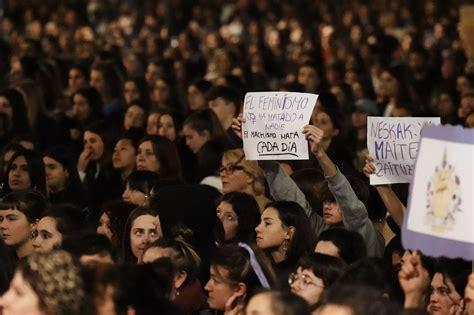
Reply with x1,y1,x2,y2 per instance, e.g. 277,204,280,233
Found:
363,155,406,227
232,114,324,235
303,125,367,229
398,251,430,310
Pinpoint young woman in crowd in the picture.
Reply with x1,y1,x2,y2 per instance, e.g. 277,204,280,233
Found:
123,99,147,131
136,135,182,182
187,79,212,112
146,110,161,135
1,148,47,197
68,63,89,96
66,87,104,153
205,243,277,313
289,253,346,309
182,108,227,154
123,77,150,107
216,192,261,244
0,88,31,142
255,201,314,290
141,237,208,315
151,77,182,113
89,62,124,125
42,146,85,207
378,65,414,117
112,128,143,183
32,204,84,253
122,206,161,263
77,121,122,219
158,110,183,142
0,191,47,259
0,143,23,181
0,250,87,315
69,87,103,133
220,148,269,212
122,170,160,206
96,200,136,257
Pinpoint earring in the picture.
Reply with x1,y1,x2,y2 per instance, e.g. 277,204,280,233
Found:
176,289,180,296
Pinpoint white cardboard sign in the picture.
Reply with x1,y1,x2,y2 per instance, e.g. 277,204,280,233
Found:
402,125,474,260
242,92,317,160
367,116,440,185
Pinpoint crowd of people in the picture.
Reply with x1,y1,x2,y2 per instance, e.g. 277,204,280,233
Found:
0,0,473,314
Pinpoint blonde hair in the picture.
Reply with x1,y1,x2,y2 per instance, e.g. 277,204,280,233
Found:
222,148,265,196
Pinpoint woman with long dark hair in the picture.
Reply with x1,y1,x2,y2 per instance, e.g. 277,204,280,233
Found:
1,148,47,197
42,146,85,207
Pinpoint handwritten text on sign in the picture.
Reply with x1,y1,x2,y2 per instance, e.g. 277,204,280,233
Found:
367,117,440,185
242,92,317,160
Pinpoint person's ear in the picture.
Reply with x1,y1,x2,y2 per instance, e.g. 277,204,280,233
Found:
285,226,296,240
245,173,255,186
332,128,340,137
174,271,188,290
30,219,38,231
64,169,70,179
234,282,247,297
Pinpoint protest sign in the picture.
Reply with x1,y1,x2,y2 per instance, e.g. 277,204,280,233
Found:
367,116,440,185
402,125,474,260
242,92,317,160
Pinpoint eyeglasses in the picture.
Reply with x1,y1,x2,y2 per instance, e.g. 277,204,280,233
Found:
288,272,324,289
219,154,246,175
219,164,244,175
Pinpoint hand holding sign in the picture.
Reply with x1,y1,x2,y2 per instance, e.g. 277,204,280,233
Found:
362,155,376,179
231,113,244,139
303,125,324,156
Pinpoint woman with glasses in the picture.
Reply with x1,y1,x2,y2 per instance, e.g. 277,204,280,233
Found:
220,148,269,212
289,253,345,309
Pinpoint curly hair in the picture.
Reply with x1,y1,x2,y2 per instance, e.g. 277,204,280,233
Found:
18,250,85,315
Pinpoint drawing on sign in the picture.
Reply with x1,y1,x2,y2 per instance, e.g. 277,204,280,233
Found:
425,149,462,234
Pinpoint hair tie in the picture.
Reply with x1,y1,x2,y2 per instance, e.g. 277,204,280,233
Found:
238,242,270,289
